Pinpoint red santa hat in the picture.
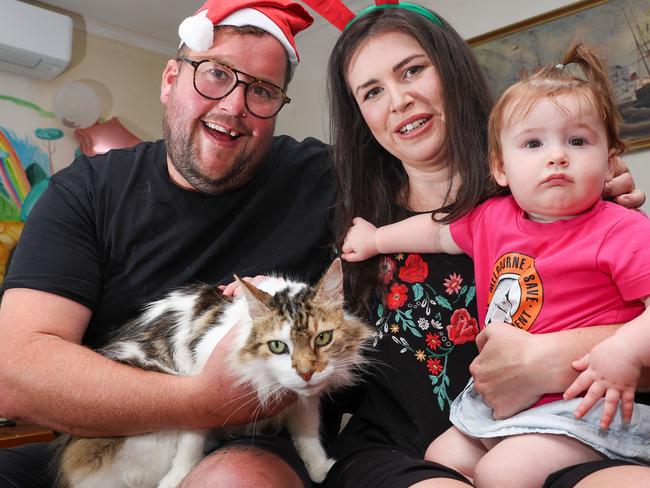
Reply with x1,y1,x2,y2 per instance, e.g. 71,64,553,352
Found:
179,0,313,78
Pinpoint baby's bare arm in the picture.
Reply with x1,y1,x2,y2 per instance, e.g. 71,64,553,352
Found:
341,214,461,262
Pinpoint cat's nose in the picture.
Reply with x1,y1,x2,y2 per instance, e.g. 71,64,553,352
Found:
300,370,314,382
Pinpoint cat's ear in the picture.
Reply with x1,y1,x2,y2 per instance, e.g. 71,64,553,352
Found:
235,276,273,317
315,258,344,307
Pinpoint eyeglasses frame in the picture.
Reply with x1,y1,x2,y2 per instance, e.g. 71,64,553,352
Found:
177,55,291,119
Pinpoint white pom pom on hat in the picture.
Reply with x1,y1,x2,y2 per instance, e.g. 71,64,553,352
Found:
178,10,214,53
178,0,313,78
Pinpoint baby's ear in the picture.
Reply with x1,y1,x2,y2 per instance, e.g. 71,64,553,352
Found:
606,149,619,181
490,152,508,187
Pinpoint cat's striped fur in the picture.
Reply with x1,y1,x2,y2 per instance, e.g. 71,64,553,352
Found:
57,259,371,487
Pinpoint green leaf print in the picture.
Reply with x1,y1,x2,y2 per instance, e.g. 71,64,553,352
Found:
465,285,476,307
395,310,422,338
412,283,424,301
435,295,452,310
377,303,384,317
438,390,447,411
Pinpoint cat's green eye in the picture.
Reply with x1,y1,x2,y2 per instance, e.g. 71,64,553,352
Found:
315,330,333,347
268,340,288,355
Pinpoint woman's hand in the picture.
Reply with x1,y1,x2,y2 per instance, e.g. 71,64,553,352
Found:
470,323,545,418
472,323,621,419
341,217,380,262
605,156,646,209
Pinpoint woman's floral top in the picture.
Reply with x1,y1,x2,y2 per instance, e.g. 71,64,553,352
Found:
334,252,479,457
376,253,478,412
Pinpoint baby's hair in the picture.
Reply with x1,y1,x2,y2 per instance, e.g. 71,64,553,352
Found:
487,43,626,179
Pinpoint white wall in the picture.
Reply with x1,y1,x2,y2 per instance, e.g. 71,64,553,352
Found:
278,0,650,212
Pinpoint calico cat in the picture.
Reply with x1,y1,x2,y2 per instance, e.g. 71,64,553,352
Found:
57,258,371,488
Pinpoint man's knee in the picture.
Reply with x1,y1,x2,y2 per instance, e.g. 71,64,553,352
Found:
180,446,305,488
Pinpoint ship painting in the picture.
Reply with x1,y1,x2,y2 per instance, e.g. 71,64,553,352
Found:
470,0,650,149
617,3,650,141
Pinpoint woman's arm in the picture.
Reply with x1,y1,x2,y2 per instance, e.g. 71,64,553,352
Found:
470,322,626,419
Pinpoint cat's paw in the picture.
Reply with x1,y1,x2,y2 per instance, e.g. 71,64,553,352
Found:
157,471,187,488
306,457,336,483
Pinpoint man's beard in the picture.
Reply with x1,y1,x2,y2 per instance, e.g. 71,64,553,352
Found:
162,106,270,194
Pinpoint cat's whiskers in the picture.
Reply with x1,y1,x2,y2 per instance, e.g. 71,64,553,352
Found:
218,390,263,427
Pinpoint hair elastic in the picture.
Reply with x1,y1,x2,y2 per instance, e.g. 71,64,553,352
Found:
554,62,588,81
344,3,443,30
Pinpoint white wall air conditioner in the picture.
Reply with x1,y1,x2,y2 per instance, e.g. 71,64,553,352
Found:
0,0,73,80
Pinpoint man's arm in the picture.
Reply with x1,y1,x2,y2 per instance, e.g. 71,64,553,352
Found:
0,289,287,436
470,322,626,419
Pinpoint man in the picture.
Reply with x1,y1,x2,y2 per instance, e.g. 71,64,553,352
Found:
0,1,333,486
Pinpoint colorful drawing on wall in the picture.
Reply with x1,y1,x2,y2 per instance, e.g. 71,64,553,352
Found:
0,94,57,283
0,221,23,285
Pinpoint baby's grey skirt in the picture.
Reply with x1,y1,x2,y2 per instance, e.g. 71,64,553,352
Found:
449,380,650,465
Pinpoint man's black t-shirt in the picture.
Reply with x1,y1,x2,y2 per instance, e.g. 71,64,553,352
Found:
3,136,334,348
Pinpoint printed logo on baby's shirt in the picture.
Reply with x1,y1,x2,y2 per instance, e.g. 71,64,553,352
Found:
486,252,543,331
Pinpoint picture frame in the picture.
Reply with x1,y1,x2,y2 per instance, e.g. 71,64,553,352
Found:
468,0,650,151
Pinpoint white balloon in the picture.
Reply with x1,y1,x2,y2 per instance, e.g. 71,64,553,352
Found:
52,81,101,129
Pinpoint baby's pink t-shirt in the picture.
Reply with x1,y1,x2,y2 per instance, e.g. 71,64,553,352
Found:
450,195,650,334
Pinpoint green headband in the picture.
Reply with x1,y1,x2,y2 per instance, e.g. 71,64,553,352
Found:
344,3,443,30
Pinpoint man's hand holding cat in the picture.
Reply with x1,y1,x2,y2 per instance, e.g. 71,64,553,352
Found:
341,217,379,262
192,323,294,426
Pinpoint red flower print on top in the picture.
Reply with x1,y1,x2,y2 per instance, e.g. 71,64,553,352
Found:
443,272,463,295
379,256,397,284
398,254,429,283
386,283,409,310
426,332,442,351
427,357,443,375
446,308,479,345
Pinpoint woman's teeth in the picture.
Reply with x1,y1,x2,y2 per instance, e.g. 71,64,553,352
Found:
400,117,429,134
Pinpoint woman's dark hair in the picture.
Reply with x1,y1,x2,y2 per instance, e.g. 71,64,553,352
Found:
327,8,495,317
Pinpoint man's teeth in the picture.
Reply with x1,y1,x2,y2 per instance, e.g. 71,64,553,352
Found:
204,121,239,137
400,118,428,134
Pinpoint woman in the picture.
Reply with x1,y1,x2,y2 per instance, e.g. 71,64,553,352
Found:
321,4,650,487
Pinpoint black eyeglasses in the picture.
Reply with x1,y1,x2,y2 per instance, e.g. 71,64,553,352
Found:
177,56,290,119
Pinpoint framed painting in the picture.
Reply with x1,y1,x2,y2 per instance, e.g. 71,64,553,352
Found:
468,0,650,151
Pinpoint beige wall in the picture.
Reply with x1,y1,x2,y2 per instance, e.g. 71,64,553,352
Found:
64,30,168,142
0,28,168,173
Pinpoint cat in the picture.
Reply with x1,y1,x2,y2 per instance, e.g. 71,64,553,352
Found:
56,258,371,488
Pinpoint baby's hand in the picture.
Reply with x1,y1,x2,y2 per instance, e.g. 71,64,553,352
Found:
563,335,641,429
341,217,380,262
